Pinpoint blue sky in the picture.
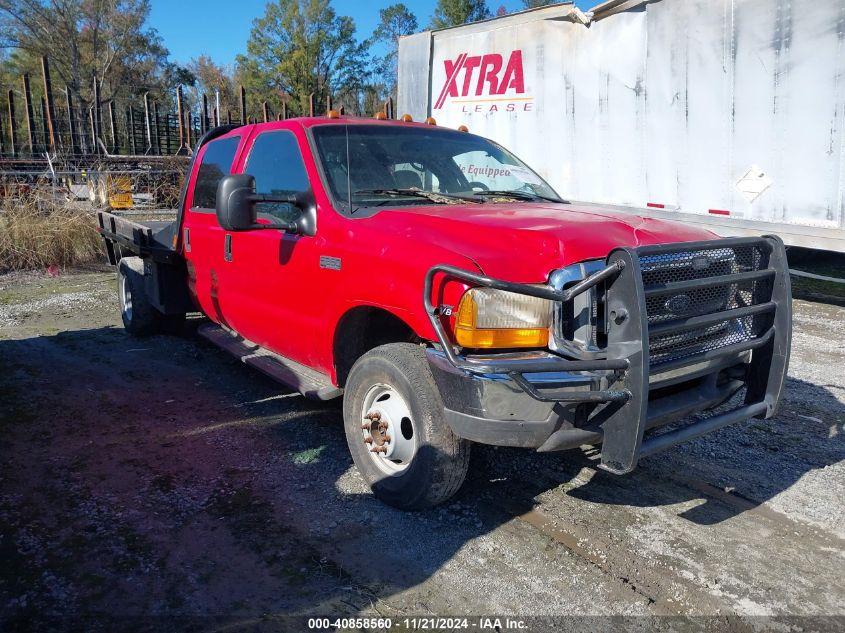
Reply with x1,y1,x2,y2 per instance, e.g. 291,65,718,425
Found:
149,1,592,67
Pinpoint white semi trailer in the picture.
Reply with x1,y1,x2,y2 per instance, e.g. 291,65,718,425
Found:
397,0,845,253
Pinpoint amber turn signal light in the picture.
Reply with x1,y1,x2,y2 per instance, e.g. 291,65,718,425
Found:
454,289,551,349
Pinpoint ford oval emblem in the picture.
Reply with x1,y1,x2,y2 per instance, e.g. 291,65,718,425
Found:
692,256,711,270
665,294,693,314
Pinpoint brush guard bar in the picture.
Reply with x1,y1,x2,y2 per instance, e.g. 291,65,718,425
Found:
424,236,791,474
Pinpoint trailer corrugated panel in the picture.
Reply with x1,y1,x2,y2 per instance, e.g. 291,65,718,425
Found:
398,0,845,252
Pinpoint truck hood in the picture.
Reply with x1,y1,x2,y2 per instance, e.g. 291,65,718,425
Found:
374,202,718,282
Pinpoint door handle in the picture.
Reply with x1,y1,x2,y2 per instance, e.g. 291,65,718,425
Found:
224,234,233,262
183,227,191,252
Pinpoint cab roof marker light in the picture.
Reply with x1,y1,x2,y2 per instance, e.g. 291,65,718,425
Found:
458,125,469,132
327,110,340,119
424,117,437,126
401,114,413,122
709,209,731,216
374,111,387,120
646,202,664,208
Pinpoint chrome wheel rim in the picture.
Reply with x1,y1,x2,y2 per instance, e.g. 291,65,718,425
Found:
120,274,133,322
360,383,417,474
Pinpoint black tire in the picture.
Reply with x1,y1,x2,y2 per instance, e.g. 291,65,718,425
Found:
343,343,470,510
117,257,162,337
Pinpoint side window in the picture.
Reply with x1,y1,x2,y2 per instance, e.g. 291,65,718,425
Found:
191,136,240,210
244,130,310,224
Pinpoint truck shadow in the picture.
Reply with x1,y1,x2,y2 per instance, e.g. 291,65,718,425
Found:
1,324,842,627
467,374,845,526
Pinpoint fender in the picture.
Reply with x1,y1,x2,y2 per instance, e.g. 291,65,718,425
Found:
318,249,482,383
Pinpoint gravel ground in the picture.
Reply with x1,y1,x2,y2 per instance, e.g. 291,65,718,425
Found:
0,269,843,632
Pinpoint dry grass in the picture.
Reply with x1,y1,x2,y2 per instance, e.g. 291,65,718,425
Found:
0,190,103,273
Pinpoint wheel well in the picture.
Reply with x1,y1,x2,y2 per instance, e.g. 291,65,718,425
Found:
334,307,420,387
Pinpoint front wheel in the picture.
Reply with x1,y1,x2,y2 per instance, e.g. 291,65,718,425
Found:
343,343,470,510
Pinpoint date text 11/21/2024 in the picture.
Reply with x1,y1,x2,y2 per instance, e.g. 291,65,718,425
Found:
307,617,528,630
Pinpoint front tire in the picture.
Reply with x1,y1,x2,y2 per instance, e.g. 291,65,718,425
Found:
343,343,470,510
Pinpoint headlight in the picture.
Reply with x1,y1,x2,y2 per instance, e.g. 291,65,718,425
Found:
454,287,552,348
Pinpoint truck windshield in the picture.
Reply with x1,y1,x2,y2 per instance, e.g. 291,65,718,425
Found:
311,124,562,212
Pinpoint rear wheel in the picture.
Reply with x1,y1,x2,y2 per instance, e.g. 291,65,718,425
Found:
343,343,470,510
118,257,184,336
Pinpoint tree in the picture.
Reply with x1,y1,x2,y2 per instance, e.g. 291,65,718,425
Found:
0,0,173,108
522,0,557,7
430,0,490,29
236,0,368,118
188,55,238,120
369,3,418,102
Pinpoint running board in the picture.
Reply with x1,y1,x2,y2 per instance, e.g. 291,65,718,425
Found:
197,322,343,401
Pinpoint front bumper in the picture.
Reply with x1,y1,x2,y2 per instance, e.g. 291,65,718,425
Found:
424,236,792,474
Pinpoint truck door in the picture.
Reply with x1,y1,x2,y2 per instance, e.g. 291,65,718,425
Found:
222,128,324,367
181,133,243,325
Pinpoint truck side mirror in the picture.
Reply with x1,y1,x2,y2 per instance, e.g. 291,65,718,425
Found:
216,174,259,231
215,174,316,237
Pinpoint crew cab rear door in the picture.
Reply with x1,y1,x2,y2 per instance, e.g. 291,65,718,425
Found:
181,132,246,325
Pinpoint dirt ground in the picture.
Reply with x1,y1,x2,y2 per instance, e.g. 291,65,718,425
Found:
0,268,843,632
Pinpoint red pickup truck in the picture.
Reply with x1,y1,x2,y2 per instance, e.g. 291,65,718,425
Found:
98,116,792,510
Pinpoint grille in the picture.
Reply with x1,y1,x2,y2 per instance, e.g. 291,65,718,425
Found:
639,243,773,367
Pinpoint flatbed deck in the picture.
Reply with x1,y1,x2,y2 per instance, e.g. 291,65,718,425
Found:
96,210,179,265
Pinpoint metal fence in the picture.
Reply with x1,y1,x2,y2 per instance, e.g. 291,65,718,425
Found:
0,166,184,213
1,62,246,161
0,57,397,211
1,55,397,164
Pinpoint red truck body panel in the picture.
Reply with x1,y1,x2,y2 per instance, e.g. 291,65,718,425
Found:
180,118,716,385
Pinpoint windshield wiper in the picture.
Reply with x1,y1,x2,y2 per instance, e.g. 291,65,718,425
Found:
473,190,564,203
354,188,481,205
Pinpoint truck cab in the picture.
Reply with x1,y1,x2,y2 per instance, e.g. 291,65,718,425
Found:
98,116,792,510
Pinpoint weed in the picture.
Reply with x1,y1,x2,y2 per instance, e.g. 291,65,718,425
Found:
292,446,325,464
0,191,103,272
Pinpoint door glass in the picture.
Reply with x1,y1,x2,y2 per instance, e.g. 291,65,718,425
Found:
245,131,310,224
191,136,240,210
